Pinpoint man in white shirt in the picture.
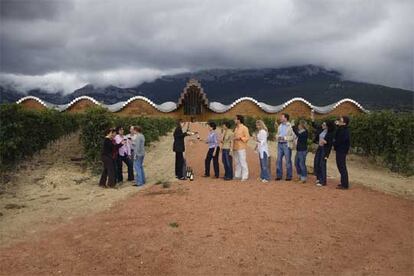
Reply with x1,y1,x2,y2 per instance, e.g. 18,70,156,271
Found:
275,113,295,181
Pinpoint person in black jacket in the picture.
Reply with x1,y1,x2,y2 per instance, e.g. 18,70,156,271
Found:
311,111,335,186
292,120,309,183
334,116,351,189
99,128,124,188
173,119,189,180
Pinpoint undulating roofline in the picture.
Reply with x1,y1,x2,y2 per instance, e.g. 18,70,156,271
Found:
16,95,368,114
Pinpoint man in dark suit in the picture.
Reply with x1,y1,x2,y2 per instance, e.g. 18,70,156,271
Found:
173,119,189,180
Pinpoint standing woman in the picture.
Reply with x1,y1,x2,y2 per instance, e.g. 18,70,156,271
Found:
203,122,220,178
99,128,124,188
114,126,134,183
173,119,189,180
221,121,234,181
334,116,351,190
292,120,309,183
312,117,335,187
255,120,270,182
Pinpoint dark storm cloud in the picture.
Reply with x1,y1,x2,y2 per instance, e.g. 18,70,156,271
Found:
0,0,413,93
0,0,72,20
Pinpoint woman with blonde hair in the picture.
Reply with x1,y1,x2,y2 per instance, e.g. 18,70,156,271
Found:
255,120,270,182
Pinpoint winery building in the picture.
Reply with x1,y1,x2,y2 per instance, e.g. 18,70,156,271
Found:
16,79,367,121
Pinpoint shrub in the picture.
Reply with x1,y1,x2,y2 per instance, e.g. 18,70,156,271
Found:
0,104,80,171
349,111,414,175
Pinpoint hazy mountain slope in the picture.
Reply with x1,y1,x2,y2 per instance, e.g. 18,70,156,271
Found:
1,65,412,111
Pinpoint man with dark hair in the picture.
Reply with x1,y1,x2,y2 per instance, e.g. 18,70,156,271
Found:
334,116,351,189
236,114,245,124
275,113,294,181
173,119,190,180
233,115,250,181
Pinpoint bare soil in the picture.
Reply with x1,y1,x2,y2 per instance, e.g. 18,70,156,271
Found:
0,124,412,275
0,132,175,247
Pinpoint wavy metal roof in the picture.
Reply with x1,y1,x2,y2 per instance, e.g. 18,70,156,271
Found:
16,95,367,114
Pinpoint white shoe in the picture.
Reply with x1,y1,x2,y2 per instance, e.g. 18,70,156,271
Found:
316,183,323,187
261,179,269,183
315,180,320,184
241,178,248,182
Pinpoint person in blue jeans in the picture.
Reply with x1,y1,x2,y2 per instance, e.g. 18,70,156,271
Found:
132,126,146,186
203,122,220,178
292,120,309,183
255,120,270,182
275,113,295,181
221,121,234,180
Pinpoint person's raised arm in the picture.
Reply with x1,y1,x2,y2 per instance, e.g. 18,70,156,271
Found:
292,125,300,136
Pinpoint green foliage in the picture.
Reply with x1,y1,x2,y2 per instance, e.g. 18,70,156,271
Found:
79,107,175,171
0,104,80,171
2,104,412,176
349,111,414,175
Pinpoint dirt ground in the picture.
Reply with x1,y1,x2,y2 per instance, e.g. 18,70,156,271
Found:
0,131,176,247
0,123,412,275
265,141,414,200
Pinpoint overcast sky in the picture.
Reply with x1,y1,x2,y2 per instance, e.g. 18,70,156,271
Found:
0,0,413,93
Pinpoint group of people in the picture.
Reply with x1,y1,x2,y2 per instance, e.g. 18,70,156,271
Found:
99,125,146,188
100,111,350,190
174,112,351,189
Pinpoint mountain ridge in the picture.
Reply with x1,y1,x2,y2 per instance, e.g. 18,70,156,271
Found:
1,65,413,111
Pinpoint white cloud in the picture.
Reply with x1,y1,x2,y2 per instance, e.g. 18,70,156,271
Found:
0,68,187,93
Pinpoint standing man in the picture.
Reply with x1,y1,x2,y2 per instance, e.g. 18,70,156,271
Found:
173,119,189,180
334,116,351,190
132,126,146,186
275,113,294,181
233,115,250,181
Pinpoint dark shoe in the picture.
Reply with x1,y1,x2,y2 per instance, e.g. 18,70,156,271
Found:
179,177,187,180
224,178,232,181
275,178,282,181
285,178,292,181
202,175,210,177
336,186,348,190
